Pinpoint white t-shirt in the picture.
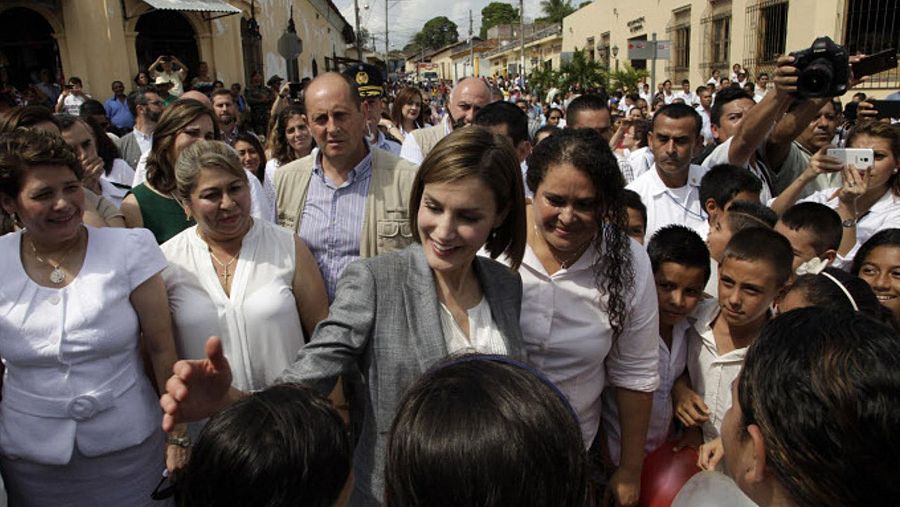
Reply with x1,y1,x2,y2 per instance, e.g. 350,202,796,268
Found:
686,298,746,443
512,238,660,447
99,158,135,208
627,164,710,240
701,136,773,203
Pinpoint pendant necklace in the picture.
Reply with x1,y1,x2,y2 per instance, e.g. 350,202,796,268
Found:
198,230,239,286
30,231,80,285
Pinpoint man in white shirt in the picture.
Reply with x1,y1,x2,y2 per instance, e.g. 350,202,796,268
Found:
695,87,714,145
662,79,676,104
627,103,708,239
753,72,769,102
639,82,652,104
674,79,698,106
399,77,491,164
566,94,635,182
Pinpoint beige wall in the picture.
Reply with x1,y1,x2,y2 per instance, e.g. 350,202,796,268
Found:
1,0,349,97
563,0,895,99
486,33,562,78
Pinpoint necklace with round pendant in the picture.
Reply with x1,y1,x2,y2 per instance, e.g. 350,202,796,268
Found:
49,266,66,284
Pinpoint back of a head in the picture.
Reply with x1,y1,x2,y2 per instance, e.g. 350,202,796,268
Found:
788,267,883,319
0,105,58,134
182,383,351,507
699,164,763,209
738,308,900,505
78,99,106,119
385,356,588,507
725,200,777,232
710,87,754,127
723,227,793,286
565,93,609,126
647,225,711,281
780,202,842,255
474,100,529,147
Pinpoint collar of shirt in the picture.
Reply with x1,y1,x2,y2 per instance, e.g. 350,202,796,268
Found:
133,128,152,143
312,145,373,189
442,115,452,135
647,163,705,197
691,298,748,364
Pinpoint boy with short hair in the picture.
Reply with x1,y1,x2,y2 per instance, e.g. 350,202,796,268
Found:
699,164,763,229
774,202,842,273
602,225,710,463
704,200,777,296
673,228,793,454
623,189,647,245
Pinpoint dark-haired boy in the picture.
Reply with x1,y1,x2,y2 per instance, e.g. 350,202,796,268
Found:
704,199,776,297
623,189,647,245
699,164,763,230
673,228,793,462
774,202,841,274
602,225,709,464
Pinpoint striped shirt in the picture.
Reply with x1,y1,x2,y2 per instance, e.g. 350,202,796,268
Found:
299,150,373,301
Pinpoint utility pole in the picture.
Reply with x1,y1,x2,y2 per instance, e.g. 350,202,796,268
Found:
519,0,525,87
650,32,657,97
469,10,474,77
354,0,362,61
385,0,390,79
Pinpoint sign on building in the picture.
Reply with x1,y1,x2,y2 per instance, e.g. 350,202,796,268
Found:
627,40,670,60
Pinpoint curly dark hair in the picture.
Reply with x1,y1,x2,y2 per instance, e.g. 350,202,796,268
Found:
268,104,309,166
526,128,635,340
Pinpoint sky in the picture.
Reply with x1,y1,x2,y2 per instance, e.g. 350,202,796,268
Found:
331,0,549,52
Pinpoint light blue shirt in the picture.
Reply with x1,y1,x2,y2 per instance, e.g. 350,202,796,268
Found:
104,95,134,130
299,149,373,301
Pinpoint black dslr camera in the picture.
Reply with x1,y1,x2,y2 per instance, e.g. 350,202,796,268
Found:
790,36,850,98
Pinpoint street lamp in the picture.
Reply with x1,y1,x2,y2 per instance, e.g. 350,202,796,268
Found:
611,44,619,71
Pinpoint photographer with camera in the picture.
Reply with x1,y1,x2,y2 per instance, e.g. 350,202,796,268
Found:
148,55,188,97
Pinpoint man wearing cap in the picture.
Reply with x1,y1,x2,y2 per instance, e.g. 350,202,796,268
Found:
274,72,417,300
343,63,401,155
399,76,492,165
154,77,178,107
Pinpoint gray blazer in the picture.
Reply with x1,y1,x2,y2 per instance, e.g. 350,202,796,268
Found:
280,244,525,506
115,131,143,171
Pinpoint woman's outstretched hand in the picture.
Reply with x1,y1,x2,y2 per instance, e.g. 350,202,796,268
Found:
160,336,235,432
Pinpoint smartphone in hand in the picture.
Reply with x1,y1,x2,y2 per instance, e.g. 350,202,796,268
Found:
827,148,874,172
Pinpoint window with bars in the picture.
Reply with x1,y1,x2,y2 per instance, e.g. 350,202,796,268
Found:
586,37,596,62
701,8,732,73
844,0,899,88
743,0,788,81
599,32,611,68
667,9,691,72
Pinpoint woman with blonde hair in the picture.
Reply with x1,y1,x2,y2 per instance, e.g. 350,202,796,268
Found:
161,126,529,505
161,140,328,395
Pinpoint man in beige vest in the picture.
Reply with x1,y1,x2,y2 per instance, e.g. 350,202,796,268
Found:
399,77,492,165
275,72,417,300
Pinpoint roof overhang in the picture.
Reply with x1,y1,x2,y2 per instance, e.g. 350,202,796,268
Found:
141,0,241,21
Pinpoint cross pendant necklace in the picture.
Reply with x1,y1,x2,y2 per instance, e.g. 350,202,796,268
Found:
209,249,237,285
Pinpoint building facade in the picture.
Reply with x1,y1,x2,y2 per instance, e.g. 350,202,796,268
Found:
484,23,563,79
563,0,899,98
0,0,353,96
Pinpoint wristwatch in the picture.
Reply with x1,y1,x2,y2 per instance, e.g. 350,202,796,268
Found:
166,435,191,448
841,217,857,228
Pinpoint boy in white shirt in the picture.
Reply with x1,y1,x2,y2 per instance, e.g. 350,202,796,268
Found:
602,225,710,463
672,227,793,467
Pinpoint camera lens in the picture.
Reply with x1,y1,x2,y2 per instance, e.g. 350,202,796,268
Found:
798,59,834,97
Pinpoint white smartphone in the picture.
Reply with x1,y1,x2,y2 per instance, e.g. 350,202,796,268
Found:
827,148,874,172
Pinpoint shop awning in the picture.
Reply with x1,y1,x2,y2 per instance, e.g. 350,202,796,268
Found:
142,0,241,16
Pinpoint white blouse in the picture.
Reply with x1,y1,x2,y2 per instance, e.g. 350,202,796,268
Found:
0,227,164,464
161,220,304,392
438,298,507,356
514,237,660,447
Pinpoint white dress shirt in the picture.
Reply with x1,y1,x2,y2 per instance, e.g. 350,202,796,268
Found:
686,299,746,443
799,188,900,268
515,238,660,447
602,317,690,464
627,164,709,240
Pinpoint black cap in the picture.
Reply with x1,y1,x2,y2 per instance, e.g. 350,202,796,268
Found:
343,63,384,98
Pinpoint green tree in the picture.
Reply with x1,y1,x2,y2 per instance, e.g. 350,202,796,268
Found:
527,65,559,98
480,2,519,39
558,47,607,91
413,17,459,52
537,0,575,24
609,63,650,93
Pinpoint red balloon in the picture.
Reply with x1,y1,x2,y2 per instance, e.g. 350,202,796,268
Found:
638,443,701,507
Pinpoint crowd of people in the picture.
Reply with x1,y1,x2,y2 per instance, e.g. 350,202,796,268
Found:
0,47,898,507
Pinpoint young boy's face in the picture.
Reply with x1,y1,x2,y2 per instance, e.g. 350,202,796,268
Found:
626,207,646,245
718,257,783,327
774,221,820,273
655,262,707,328
706,213,733,262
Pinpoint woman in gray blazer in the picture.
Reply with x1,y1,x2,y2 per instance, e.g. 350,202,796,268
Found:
161,127,528,506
